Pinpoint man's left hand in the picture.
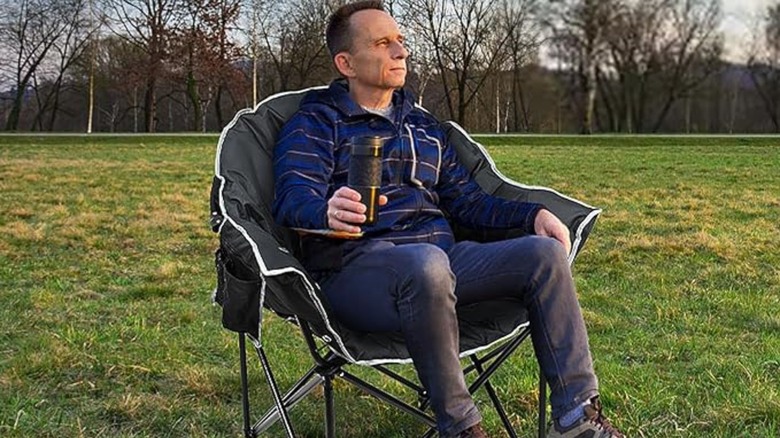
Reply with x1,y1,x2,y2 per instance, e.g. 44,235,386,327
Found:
534,209,572,255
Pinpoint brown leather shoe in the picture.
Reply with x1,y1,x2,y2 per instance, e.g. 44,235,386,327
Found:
457,423,488,438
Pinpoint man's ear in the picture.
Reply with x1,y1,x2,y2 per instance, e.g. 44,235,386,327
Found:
334,53,355,78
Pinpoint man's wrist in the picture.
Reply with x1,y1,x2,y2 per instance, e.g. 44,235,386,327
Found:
527,204,547,235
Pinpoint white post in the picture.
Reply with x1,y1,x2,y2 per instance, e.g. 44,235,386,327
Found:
252,0,259,106
87,0,95,133
496,80,500,134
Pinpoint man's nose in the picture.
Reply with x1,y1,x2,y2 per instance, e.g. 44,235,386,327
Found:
391,41,408,59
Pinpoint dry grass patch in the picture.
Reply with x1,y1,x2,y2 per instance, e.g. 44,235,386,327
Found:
175,366,223,400
0,221,47,242
5,207,35,219
154,261,187,280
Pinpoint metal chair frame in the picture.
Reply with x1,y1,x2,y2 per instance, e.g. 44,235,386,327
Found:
236,319,548,438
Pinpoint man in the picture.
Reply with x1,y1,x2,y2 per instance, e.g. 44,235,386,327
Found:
272,1,626,437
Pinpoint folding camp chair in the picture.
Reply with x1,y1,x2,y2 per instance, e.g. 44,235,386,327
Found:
209,87,602,438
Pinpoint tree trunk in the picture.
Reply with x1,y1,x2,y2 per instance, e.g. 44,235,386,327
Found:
133,87,139,133
512,67,530,132
144,77,156,133
32,75,46,131
596,69,616,131
439,69,457,123
186,70,202,132
582,62,596,134
47,77,65,131
5,89,25,131
652,96,676,133
456,71,467,127
215,85,225,129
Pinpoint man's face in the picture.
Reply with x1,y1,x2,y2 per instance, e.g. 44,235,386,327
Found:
340,9,409,92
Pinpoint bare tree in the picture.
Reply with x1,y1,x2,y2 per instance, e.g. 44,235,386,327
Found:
105,0,182,132
244,0,261,106
171,0,241,131
572,0,721,133
402,16,439,106
92,35,147,132
649,0,722,132
398,0,522,128
174,0,208,131
0,0,79,130
252,0,333,94
597,0,673,132
546,0,615,134
28,0,96,131
202,0,243,128
747,2,780,132
501,0,541,132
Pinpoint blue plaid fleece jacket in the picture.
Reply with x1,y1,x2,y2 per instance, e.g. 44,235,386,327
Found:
272,80,543,253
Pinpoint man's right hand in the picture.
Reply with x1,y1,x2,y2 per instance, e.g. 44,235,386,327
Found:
327,186,388,233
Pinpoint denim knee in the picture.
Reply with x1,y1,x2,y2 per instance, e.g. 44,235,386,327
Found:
525,236,570,270
395,244,455,300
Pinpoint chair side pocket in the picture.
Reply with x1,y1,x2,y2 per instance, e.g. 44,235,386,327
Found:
214,248,261,334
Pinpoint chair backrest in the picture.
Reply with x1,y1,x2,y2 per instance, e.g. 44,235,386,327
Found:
210,87,601,364
211,88,331,333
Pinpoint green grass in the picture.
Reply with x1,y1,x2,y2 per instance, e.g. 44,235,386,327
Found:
1,134,778,437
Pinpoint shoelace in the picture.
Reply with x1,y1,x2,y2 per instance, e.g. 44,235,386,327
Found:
587,401,625,438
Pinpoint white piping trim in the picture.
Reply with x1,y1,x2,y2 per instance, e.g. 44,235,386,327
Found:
214,86,358,363
257,279,267,343
405,124,424,187
445,122,599,209
413,102,433,115
415,128,443,185
568,209,602,266
248,333,262,350
445,121,602,264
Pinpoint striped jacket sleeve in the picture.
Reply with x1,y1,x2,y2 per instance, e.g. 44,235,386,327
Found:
435,134,543,235
272,110,335,230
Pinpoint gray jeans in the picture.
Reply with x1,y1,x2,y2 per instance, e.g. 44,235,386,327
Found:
320,236,599,437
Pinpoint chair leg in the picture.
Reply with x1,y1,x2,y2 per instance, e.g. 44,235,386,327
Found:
254,369,323,434
538,370,547,438
239,333,255,438
324,375,335,438
469,355,518,438
339,370,437,428
254,339,297,438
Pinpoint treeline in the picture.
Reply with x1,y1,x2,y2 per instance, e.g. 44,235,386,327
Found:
0,0,778,133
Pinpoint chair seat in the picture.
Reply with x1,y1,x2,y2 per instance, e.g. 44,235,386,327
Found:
329,298,529,364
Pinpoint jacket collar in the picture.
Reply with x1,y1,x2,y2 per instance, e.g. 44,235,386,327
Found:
312,79,416,124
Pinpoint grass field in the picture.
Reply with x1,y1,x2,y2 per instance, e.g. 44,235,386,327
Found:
0,134,778,437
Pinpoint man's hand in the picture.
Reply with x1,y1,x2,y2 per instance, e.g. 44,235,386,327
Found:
327,187,388,233
534,209,572,255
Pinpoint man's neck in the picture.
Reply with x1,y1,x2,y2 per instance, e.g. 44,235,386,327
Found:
348,83,395,110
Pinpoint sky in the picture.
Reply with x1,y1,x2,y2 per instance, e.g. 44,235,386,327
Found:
721,0,775,62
